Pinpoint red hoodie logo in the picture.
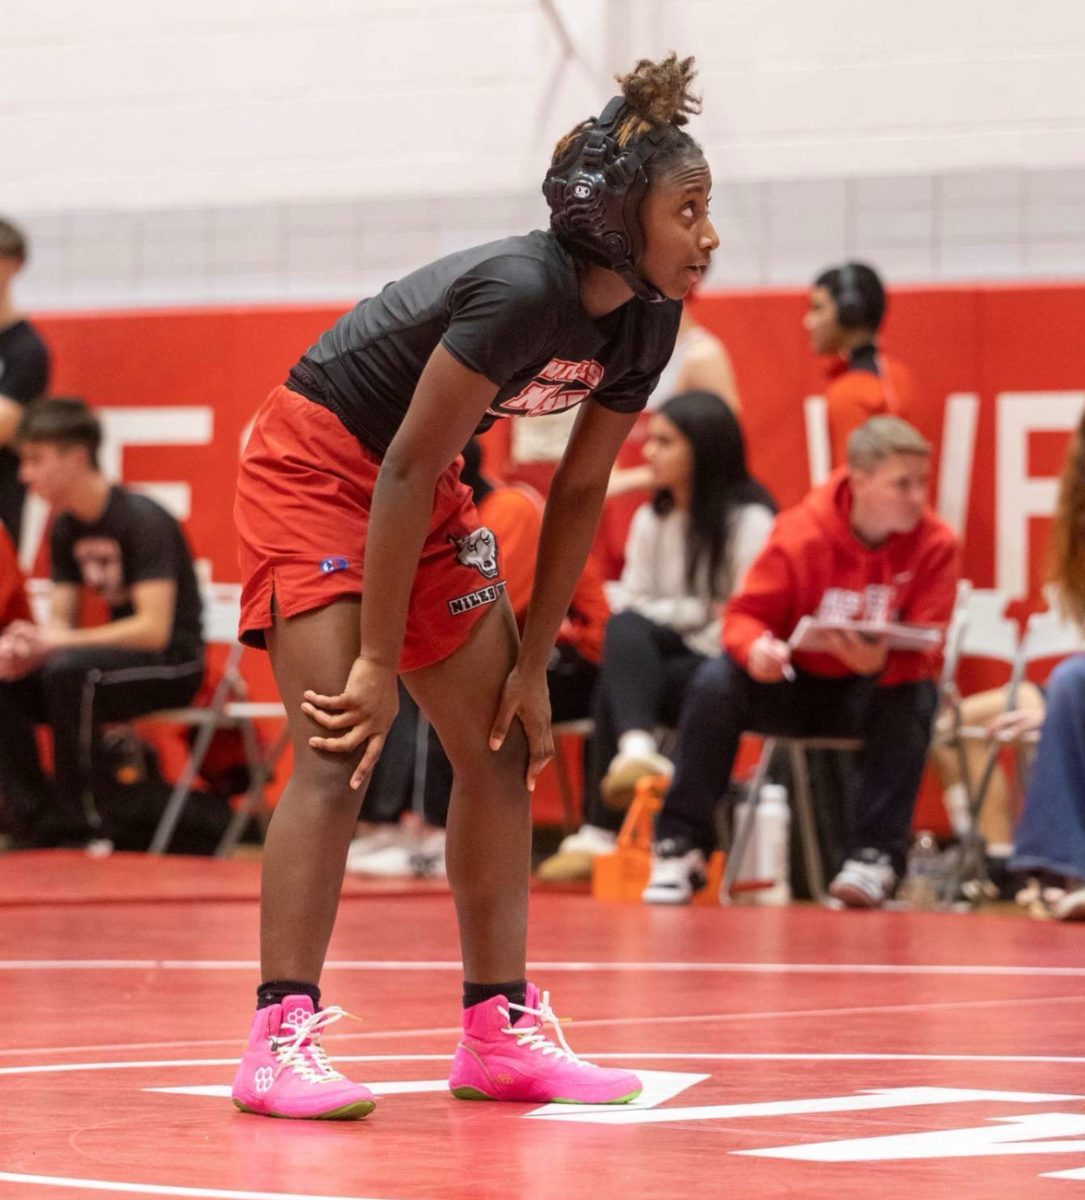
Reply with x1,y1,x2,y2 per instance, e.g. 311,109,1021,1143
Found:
816,584,894,623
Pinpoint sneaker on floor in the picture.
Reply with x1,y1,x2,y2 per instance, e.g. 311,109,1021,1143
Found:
448,983,641,1105
829,849,896,909
231,995,375,1120
345,825,406,873
536,824,618,883
1050,881,1085,921
409,829,447,879
601,751,674,810
642,836,707,905
1015,876,1066,919
347,842,415,878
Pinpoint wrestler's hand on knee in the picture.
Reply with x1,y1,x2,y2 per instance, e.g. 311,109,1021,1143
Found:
489,665,553,793
301,657,399,789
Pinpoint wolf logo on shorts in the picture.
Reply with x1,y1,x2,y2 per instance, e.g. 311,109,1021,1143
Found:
449,528,499,579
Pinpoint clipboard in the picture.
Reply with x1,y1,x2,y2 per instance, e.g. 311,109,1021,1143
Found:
788,616,943,654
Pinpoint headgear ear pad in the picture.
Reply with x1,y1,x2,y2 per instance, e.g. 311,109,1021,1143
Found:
833,263,869,330
543,97,668,281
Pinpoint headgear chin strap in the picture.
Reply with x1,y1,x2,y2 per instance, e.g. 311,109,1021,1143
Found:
543,97,671,303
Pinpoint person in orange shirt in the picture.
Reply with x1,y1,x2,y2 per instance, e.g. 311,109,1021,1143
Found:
468,441,609,694
805,261,916,468
0,525,33,841
0,524,31,629
347,438,610,877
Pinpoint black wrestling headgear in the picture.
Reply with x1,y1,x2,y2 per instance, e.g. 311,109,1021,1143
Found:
542,97,671,303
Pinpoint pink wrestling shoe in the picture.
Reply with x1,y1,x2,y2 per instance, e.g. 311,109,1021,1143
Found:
449,983,642,1105
231,994,375,1120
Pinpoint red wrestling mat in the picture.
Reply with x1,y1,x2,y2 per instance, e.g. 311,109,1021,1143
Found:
0,850,448,907
4,886,1085,1199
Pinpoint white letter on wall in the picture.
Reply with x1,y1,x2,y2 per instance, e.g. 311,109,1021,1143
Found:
99,407,214,520
937,393,979,536
997,393,1085,598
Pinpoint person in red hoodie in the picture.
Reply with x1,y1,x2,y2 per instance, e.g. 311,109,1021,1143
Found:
0,524,31,631
643,415,960,908
805,261,916,469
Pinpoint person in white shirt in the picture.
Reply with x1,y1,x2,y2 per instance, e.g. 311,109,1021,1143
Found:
538,390,775,881
607,306,740,499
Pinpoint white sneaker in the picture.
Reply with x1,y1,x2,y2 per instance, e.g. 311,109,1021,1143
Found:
1049,881,1085,921
346,825,405,872
601,751,674,811
408,829,447,879
536,825,618,883
642,838,707,905
345,830,412,878
829,850,896,909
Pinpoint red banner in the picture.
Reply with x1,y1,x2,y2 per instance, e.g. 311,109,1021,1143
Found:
28,286,1085,827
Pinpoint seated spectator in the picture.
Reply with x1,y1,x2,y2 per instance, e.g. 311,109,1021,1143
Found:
1009,656,1085,918
537,391,775,882
1004,411,1085,918
644,416,960,907
0,216,51,548
347,437,609,877
0,523,31,842
608,306,741,498
805,261,916,468
0,399,204,848
929,680,1043,856
0,523,31,627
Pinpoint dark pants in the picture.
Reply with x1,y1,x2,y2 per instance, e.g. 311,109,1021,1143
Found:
586,610,706,831
656,655,938,874
361,646,599,829
0,646,203,843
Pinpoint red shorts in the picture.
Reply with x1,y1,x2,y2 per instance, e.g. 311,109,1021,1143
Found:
235,385,507,673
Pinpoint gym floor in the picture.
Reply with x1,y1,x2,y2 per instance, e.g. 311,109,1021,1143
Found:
2,851,1084,1200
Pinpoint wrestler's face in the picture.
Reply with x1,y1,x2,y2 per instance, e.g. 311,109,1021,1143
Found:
18,440,83,506
804,286,846,355
638,158,719,301
644,413,693,492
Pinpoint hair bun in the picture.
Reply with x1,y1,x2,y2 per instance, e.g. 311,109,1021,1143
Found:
616,53,700,127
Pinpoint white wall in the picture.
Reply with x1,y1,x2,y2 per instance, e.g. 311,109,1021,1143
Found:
6,0,1085,308
3,0,608,212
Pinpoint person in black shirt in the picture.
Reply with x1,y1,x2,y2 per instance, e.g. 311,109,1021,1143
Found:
0,399,204,848
231,53,719,1121
0,217,51,548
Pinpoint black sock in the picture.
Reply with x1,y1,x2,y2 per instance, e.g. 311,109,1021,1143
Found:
463,979,527,1012
257,979,321,1010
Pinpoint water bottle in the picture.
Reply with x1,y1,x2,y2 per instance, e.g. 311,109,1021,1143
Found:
899,830,942,910
731,784,791,905
751,784,791,906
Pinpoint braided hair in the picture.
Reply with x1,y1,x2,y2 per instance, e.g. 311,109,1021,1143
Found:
550,53,704,181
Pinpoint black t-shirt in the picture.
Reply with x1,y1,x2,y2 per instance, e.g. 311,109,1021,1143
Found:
50,486,203,660
287,229,681,455
0,318,50,542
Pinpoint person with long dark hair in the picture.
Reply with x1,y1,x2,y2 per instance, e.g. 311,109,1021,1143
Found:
538,390,775,882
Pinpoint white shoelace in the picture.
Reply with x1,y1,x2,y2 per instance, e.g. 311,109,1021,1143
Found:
500,990,590,1066
270,1006,349,1084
